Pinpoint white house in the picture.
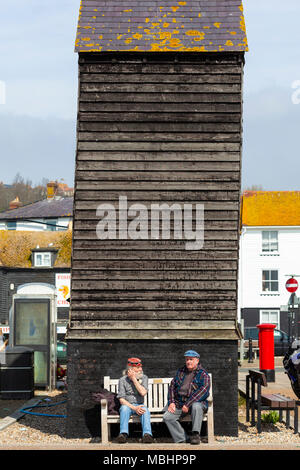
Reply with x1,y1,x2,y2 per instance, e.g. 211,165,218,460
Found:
238,191,300,335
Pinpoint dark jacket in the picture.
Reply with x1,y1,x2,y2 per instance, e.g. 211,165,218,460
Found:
168,363,210,409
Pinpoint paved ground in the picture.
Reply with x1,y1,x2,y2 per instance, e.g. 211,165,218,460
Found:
238,357,298,399
239,356,300,434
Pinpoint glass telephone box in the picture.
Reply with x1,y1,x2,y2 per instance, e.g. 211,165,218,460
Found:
10,283,57,390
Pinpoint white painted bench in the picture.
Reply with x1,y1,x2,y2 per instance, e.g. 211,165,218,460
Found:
101,374,214,444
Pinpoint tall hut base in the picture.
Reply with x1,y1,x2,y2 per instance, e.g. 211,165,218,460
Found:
66,339,238,438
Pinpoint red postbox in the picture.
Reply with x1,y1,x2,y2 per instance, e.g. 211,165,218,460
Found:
257,323,276,382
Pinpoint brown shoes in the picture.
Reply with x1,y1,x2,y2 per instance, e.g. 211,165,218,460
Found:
142,433,154,443
116,433,128,443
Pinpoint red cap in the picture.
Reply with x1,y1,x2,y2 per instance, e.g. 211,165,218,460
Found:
127,357,142,367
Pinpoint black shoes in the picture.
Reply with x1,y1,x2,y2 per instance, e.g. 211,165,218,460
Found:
142,433,154,443
116,433,128,443
190,432,201,445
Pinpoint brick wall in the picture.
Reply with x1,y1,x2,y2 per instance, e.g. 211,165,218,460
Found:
66,339,238,438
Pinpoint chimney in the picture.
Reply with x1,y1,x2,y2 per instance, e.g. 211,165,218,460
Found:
9,196,22,210
47,181,58,200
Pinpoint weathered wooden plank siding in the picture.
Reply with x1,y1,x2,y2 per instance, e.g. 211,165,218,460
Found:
70,52,243,331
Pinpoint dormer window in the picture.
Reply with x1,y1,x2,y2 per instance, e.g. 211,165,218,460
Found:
31,247,58,268
34,252,51,267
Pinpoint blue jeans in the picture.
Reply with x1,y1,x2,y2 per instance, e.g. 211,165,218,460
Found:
119,404,152,436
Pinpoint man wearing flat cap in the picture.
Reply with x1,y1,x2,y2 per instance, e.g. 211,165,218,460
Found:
163,350,210,445
116,357,153,443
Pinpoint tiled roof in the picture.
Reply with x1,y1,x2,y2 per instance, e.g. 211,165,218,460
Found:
75,0,248,53
241,192,300,227
0,197,73,220
0,231,72,268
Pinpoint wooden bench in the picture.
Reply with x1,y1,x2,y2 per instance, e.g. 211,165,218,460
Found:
101,374,214,444
238,340,259,360
245,369,298,433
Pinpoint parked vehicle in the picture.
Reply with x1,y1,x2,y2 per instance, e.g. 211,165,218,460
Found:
244,327,289,356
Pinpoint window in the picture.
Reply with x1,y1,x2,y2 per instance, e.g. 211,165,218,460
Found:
46,219,57,231
262,231,278,252
34,252,52,267
262,270,279,292
260,310,280,329
6,220,16,230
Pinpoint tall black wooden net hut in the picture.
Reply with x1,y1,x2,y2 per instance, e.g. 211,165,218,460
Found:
66,0,248,438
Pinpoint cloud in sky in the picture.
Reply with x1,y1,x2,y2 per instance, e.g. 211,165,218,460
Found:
0,0,299,190
242,86,300,190
0,113,76,186
0,0,80,186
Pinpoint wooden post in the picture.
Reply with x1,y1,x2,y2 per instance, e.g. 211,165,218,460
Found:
251,377,256,426
246,374,250,422
257,379,262,433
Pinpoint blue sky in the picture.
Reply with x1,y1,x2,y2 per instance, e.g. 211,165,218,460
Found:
0,0,300,190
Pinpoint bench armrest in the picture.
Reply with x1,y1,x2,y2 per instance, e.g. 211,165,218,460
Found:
100,398,108,414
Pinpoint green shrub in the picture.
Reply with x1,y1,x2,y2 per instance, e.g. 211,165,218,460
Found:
238,393,246,407
261,411,280,424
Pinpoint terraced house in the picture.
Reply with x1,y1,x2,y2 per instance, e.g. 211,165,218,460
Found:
66,0,248,438
239,191,300,338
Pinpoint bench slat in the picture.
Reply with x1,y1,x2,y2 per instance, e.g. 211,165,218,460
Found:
261,394,280,407
270,394,295,408
147,382,152,409
261,393,295,408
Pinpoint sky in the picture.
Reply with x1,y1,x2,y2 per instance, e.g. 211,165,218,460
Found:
0,0,300,190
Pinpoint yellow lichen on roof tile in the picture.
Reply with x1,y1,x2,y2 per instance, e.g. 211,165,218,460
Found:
0,231,72,268
240,15,246,33
75,0,248,52
185,30,205,39
241,192,300,227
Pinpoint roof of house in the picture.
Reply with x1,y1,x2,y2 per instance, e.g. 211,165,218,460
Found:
241,191,300,227
0,197,73,221
0,231,72,268
75,0,248,53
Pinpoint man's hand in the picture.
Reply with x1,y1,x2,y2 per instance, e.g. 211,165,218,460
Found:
168,403,176,413
182,405,189,414
127,368,136,381
134,405,146,415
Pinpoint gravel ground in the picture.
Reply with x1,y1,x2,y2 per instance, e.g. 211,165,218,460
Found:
0,391,299,448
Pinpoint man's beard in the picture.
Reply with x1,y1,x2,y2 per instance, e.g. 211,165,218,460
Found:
135,369,143,379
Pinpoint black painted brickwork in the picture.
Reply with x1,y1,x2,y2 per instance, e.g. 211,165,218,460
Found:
66,339,238,438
